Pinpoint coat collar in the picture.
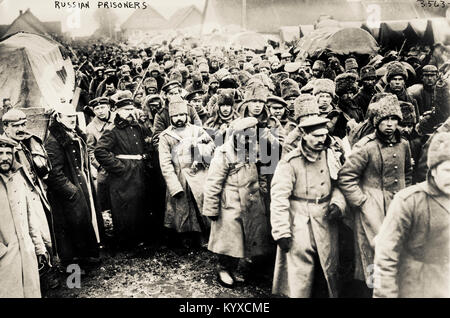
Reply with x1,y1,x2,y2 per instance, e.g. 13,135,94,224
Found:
114,114,140,129
48,120,86,148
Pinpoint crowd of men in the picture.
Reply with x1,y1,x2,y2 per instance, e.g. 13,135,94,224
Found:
1,36,449,298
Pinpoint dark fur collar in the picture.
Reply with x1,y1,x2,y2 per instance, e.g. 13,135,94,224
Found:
48,119,87,148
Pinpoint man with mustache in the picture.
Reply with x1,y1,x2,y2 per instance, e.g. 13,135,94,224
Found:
0,135,47,297
338,94,413,297
270,107,347,298
95,97,153,251
2,109,53,255
158,96,215,249
45,104,104,269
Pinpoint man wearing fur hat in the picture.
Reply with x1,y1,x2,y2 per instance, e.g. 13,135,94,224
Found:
344,58,359,75
95,97,152,250
384,61,419,120
271,109,347,298
407,65,438,115
143,77,158,95
354,66,377,116
159,96,215,248
45,104,104,267
333,72,364,138
280,78,301,120
205,90,239,146
152,81,201,148
203,117,273,288
373,132,450,298
338,94,413,297
312,60,327,80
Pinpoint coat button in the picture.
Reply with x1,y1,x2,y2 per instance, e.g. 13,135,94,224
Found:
394,165,398,169
393,154,397,157
395,179,398,183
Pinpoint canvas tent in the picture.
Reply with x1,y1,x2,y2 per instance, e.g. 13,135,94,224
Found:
0,32,75,110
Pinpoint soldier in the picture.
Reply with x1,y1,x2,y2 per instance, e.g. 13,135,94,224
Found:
353,66,377,117
374,132,450,298
270,110,347,298
267,95,293,133
407,64,439,115
158,97,215,248
185,90,208,125
95,97,153,250
203,117,273,287
338,94,412,297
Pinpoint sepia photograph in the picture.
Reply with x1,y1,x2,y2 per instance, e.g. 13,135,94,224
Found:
0,0,449,309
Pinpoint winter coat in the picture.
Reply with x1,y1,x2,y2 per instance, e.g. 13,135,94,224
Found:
86,113,115,172
204,111,239,147
270,140,347,298
203,139,273,258
159,124,215,233
45,121,103,262
407,83,434,115
353,87,376,118
338,131,413,281
373,176,449,298
94,116,152,245
0,164,46,298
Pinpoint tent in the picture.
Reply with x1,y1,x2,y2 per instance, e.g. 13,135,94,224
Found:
0,32,75,110
296,27,379,57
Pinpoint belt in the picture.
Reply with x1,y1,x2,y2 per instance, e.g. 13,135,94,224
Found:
116,154,144,160
289,194,331,204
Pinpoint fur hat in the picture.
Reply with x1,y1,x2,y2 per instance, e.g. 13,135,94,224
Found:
422,64,438,75
344,58,358,72
228,61,240,71
280,78,300,99
259,60,271,70
237,70,252,87
335,72,358,96
217,91,235,106
386,61,408,82
168,96,188,117
312,60,326,71
360,65,376,80
373,94,403,127
169,70,183,84
243,84,269,103
143,77,158,89
293,94,318,120
214,68,231,82
270,72,289,86
313,79,335,97
198,63,209,73
427,132,450,169
399,101,417,125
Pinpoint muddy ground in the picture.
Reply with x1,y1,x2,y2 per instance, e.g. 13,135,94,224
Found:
44,212,273,298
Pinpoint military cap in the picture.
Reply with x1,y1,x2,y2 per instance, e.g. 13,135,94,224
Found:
2,109,27,125
360,65,377,80
422,65,438,75
115,98,135,109
161,80,181,93
267,95,288,108
89,97,110,107
0,135,17,148
185,90,205,101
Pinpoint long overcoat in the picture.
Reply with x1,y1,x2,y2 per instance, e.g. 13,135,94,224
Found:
0,162,46,298
94,116,152,245
45,121,103,262
338,131,412,282
159,124,215,233
270,141,347,298
203,139,273,259
373,175,449,298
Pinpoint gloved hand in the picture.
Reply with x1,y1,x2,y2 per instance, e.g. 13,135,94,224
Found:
276,237,292,253
325,203,342,222
208,215,219,222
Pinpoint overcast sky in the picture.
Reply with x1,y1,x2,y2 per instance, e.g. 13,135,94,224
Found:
0,0,206,36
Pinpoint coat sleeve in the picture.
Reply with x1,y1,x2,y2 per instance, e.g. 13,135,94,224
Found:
403,141,413,187
337,146,369,208
202,149,229,217
330,185,347,215
373,192,414,298
44,135,78,200
152,112,168,149
196,127,216,165
270,159,295,241
158,134,183,197
94,129,128,175
86,130,100,170
189,105,202,127
25,184,46,256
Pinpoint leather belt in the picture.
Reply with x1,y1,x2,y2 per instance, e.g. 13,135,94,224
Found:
116,154,144,160
289,194,331,204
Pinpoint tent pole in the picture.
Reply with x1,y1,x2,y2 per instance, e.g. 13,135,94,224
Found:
200,0,209,36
